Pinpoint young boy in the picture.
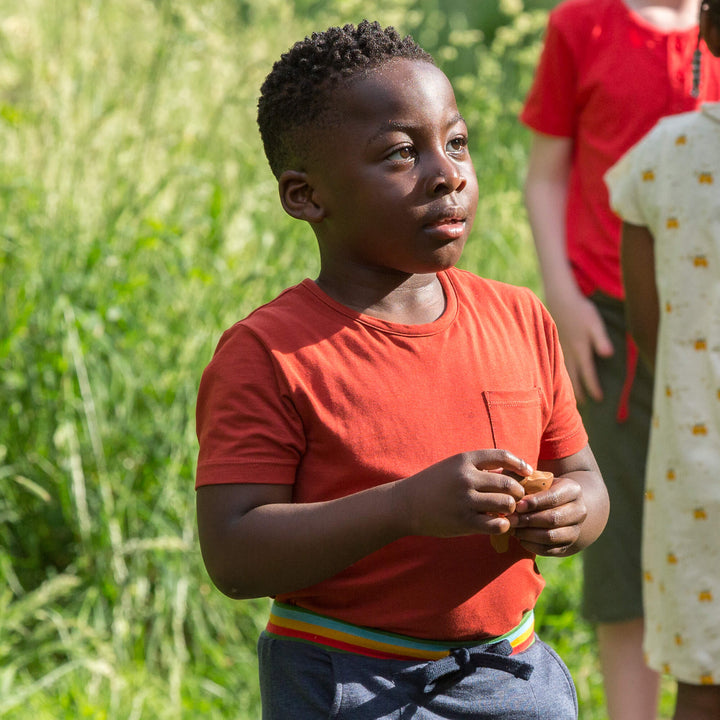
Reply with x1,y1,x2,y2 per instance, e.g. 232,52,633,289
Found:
196,20,609,719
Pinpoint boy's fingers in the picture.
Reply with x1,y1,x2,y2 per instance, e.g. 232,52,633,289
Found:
463,450,533,506
516,517,582,548
592,323,614,358
467,449,533,477
515,483,587,530
516,480,573,512
573,343,602,402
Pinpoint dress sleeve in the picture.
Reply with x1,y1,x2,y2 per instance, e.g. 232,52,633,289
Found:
519,10,579,138
604,128,659,227
195,323,305,488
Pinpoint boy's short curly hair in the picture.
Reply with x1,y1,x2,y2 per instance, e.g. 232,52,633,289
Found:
257,20,434,178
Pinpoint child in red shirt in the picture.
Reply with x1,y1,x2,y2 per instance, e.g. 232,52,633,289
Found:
197,20,609,719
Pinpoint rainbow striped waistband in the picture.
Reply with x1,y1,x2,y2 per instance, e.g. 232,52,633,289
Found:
265,601,535,661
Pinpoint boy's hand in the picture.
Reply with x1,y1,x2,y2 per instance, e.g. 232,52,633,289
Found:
397,449,533,538
508,475,588,556
547,288,613,404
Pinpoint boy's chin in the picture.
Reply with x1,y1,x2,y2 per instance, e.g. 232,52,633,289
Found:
408,259,462,276
428,245,466,271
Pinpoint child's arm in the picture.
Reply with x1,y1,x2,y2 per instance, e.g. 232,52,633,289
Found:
621,220,659,370
196,449,533,600
508,443,608,557
524,131,614,402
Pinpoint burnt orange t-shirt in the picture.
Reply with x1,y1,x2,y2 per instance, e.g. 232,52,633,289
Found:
196,268,587,640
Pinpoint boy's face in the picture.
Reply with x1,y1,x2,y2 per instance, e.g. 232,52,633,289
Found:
303,59,478,278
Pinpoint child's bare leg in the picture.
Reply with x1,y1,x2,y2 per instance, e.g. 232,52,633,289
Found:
673,682,720,720
597,619,660,720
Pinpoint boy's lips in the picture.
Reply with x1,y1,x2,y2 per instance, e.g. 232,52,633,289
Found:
423,206,468,228
423,207,468,238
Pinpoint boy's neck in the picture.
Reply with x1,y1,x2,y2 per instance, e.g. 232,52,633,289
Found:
315,269,447,325
623,0,700,29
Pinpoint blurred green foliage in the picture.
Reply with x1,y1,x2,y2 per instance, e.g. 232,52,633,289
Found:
0,0,676,717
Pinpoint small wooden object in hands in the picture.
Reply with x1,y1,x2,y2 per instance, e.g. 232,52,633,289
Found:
490,470,554,553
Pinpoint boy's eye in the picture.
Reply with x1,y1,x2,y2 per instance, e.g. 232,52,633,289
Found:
447,136,468,155
387,146,416,162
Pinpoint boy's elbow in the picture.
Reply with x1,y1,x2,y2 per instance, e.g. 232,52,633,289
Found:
198,536,263,599
216,581,258,601
202,559,263,601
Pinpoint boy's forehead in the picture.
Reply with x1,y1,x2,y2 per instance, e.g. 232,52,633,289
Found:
329,59,457,125
290,59,458,172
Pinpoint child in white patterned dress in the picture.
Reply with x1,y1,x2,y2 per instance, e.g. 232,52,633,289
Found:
605,3,720,717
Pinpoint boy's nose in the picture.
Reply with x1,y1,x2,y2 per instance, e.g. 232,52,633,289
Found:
426,159,466,195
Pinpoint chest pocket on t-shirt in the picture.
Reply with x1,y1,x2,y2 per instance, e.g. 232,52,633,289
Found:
482,388,543,464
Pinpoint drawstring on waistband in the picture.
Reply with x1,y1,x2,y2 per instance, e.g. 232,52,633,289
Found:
420,640,533,694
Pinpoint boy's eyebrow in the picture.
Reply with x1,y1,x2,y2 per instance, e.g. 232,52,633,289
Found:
367,113,466,142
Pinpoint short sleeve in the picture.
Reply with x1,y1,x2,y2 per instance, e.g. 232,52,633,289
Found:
195,324,305,488
520,11,578,138
537,302,588,460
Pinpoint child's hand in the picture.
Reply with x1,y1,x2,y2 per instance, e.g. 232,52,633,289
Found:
490,470,552,552
508,475,588,556
396,449,533,538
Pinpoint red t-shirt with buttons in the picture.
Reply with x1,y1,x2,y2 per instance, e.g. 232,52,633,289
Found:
521,0,720,299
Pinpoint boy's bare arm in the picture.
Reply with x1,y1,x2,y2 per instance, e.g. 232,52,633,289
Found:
621,221,659,370
524,132,574,302
196,449,532,600
509,444,608,557
524,132,613,402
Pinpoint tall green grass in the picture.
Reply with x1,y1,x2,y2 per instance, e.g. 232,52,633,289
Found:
0,0,674,717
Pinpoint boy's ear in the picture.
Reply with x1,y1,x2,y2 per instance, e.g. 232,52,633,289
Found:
278,171,326,223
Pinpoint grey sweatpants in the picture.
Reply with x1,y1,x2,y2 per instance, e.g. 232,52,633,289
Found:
258,632,578,719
